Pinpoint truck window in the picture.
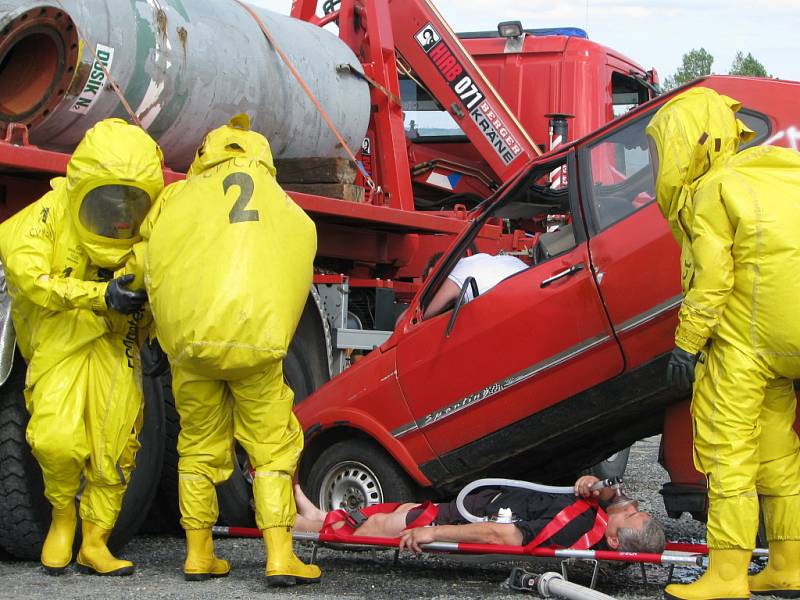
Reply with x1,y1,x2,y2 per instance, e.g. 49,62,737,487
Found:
611,72,651,118
586,115,655,230
400,76,465,140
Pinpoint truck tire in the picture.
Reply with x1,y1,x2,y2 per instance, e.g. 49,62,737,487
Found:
305,439,416,512
139,371,181,534
0,354,47,559
0,352,165,559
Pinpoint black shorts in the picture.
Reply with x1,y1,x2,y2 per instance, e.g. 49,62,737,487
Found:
405,489,499,527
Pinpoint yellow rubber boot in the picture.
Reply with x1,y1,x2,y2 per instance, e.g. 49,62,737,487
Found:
263,527,321,586
664,549,751,599
750,540,800,597
76,520,134,576
183,529,230,581
41,502,77,575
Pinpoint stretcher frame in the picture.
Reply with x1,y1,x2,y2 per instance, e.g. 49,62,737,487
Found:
212,525,769,591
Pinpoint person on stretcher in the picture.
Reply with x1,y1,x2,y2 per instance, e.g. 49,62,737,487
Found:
293,475,665,554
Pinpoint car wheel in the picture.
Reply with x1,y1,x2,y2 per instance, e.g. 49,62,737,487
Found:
0,352,164,559
305,439,416,512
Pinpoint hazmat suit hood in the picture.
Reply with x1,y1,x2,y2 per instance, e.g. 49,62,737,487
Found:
186,114,276,179
66,118,164,269
645,87,755,245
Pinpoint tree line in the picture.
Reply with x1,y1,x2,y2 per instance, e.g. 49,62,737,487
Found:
663,49,770,90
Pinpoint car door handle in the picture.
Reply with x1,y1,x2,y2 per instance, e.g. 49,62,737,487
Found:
540,263,584,288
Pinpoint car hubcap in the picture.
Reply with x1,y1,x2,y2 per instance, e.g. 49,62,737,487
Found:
319,461,383,512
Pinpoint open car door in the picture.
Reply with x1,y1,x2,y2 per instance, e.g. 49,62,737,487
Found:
393,154,625,485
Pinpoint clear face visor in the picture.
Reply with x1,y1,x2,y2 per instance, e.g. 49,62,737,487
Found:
78,185,152,239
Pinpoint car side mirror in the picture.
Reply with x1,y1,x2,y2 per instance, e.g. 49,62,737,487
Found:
445,277,479,338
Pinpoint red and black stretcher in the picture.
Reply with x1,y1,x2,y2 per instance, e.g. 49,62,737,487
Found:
213,499,768,588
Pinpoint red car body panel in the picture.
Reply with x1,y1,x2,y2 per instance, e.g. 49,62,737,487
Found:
394,240,622,459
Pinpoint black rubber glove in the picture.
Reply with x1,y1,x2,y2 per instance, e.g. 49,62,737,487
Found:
666,346,698,391
105,274,147,314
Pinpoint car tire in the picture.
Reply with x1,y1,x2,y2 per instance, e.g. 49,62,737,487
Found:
0,352,164,559
305,439,416,512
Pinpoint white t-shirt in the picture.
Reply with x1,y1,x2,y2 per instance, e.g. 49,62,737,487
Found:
447,253,528,302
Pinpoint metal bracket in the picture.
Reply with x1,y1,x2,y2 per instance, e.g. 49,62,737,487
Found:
334,328,392,351
559,558,600,590
503,33,526,54
316,280,350,376
0,263,16,387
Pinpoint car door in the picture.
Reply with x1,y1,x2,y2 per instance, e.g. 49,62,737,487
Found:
581,107,772,370
579,111,681,370
393,154,624,480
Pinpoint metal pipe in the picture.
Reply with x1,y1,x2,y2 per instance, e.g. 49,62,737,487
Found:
544,113,575,151
535,571,618,600
0,0,370,170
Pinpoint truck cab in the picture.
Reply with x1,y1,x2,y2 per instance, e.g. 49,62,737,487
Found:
403,26,657,211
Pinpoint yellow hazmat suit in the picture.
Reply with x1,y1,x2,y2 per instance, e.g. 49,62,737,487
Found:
647,87,800,599
141,115,319,584
0,119,163,574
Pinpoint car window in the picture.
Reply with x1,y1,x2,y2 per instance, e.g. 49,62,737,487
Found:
586,115,655,231
420,156,575,319
737,109,771,148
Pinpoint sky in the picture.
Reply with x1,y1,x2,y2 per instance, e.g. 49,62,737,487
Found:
246,0,800,83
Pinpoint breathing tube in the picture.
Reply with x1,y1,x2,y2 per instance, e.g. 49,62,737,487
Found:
456,477,627,523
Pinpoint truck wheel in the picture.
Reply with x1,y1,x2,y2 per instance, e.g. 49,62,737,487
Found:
306,439,416,512
139,370,181,534
216,319,330,526
0,352,165,559
0,354,47,559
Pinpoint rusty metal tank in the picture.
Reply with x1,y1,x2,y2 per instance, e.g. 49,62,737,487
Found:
0,0,370,170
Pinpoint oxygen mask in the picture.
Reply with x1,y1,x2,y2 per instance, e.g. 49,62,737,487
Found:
608,488,639,512
591,477,639,512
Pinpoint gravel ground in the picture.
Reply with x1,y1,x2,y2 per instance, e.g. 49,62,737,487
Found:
0,436,784,599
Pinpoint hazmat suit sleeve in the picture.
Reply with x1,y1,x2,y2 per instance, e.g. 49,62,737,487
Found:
2,203,108,312
674,181,735,354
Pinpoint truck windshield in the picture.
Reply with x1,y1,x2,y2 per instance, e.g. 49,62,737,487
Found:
400,77,465,139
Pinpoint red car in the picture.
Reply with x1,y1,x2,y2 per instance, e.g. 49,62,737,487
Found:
293,75,800,516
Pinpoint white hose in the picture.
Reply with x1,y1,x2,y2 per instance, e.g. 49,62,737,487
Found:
456,478,574,523
538,572,617,600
